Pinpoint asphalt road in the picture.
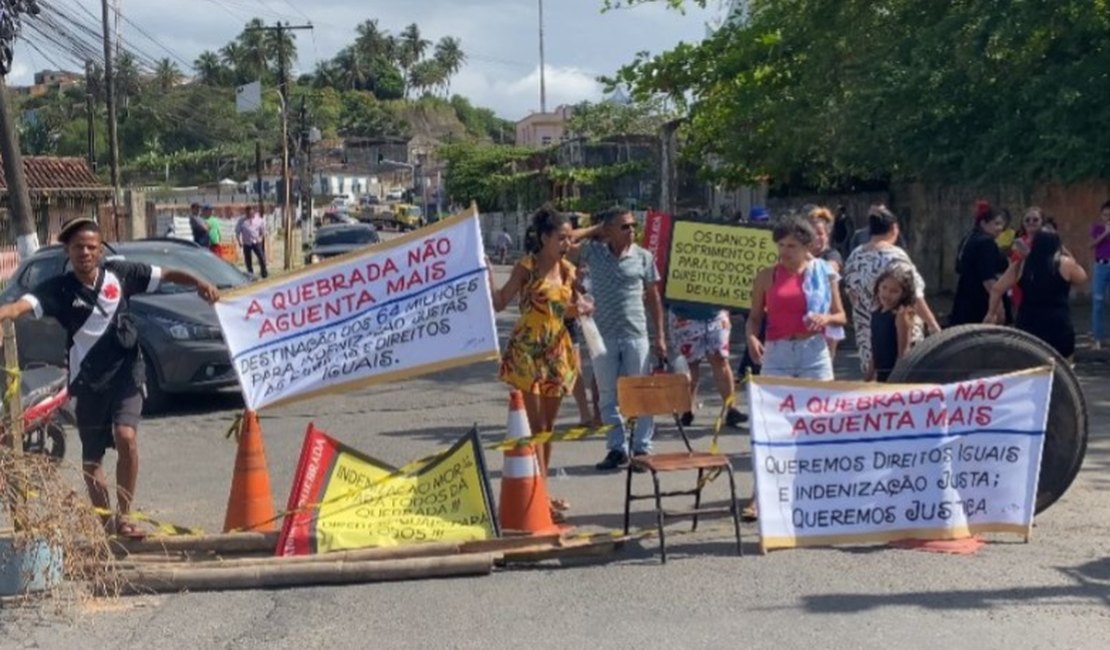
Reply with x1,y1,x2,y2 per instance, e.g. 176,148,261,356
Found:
3,262,1110,649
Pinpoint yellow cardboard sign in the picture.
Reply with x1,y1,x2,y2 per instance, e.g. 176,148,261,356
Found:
277,426,497,555
664,222,778,310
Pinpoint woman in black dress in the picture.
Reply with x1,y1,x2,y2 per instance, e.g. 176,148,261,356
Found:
987,231,1087,359
949,201,1008,326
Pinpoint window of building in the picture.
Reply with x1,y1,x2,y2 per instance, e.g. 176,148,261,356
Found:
541,136,552,146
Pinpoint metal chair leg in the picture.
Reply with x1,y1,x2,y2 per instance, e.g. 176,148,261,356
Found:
652,470,667,564
692,469,703,532
724,462,743,557
623,459,634,535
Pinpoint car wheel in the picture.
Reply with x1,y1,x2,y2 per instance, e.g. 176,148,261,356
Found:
889,324,1088,514
142,353,170,414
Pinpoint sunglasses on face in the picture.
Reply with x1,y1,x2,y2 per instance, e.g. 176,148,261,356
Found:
619,223,637,231
1025,217,1041,223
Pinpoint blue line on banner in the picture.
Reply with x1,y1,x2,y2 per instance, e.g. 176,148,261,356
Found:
233,266,489,360
750,428,1045,448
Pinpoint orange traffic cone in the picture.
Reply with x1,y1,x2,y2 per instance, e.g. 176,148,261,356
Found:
499,390,562,535
223,410,277,532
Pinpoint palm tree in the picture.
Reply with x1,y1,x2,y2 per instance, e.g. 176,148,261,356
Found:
114,52,143,116
330,47,366,90
432,36,465,95
194,51,224,85
398,23,430,97
154,58,183,92
408,60,444,98
354,19,389,61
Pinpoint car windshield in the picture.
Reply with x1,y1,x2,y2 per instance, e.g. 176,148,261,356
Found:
315,228,377,247
106,245,252,293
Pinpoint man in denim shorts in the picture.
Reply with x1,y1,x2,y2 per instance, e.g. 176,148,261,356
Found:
668,303,747,428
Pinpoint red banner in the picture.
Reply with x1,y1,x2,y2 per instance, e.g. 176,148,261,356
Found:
643,210,672,277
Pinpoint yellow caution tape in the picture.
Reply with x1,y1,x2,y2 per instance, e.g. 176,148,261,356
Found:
489,424,615,451
94,507,203,538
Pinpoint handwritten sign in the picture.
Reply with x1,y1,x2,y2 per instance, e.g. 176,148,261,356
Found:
664,222,776,310
277,425,496,555
214,206,499,410
747,368,1052,551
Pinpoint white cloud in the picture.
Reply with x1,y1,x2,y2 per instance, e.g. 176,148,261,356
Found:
8,0,716,116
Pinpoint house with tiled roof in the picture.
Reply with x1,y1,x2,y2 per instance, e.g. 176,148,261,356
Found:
0,156,113,244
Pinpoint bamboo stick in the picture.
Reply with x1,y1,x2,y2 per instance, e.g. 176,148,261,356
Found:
110,532,279,556
112,553,497,594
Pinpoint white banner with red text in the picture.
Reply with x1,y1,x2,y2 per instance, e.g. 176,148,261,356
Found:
214,206,500,411
747,368,1052,552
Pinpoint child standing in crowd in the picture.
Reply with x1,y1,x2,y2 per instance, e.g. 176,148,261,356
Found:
868,267,917,382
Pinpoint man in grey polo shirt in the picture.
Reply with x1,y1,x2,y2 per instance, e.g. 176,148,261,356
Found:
577,208,667,470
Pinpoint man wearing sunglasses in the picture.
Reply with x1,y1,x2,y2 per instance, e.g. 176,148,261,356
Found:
575,208,666,471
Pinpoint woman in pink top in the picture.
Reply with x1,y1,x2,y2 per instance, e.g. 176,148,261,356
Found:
746,217,847,381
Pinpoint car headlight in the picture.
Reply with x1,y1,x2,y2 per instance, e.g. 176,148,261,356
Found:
152,315,224,341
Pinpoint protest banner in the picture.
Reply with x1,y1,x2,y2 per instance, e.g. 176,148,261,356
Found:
214,206,499,411
642,210,672,277
277,425,498,556
747,368,1052,552
663,221,776,310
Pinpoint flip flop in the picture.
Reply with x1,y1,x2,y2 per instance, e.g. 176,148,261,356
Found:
740,505,758,523
112,516,148,540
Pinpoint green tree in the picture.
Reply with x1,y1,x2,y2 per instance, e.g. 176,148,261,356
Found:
567,96,676,140
610,0,1110,187
193,51,226,85
433,36,466,95
398,23,430,97
154,58,183,92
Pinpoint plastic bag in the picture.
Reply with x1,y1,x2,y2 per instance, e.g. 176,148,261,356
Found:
578,315,607,360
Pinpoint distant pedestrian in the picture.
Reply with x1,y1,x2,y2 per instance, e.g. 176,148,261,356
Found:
949,200,1008,326
188,203,211,248
205,208,222,255
236,209,269,279
869,266,917,382
495,228,513,265
988,231,1087,359
1090,200,1110,350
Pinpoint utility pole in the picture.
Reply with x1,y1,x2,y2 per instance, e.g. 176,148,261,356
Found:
254,140,264,222
538,0,547,113
0,1,40,259
246,21,313,271
0,81,38,259
85,60,96,170
100,0,121,218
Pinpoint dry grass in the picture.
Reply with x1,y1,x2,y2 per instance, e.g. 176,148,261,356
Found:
0,450,124,615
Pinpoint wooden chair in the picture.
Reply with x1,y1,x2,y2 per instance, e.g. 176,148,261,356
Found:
619,374,743,563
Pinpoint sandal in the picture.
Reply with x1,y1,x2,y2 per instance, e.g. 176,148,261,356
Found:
550,508,567,524
550,498,571,512
112,516,147,540
740,504,758,523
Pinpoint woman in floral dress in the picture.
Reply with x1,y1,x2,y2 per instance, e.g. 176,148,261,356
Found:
489,206,589,520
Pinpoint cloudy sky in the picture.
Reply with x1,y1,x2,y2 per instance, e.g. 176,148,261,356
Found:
12,0,722,120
